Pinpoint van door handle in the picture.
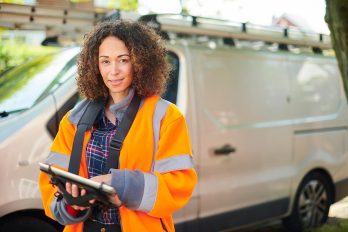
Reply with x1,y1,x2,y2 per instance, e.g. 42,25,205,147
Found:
214,144,236,155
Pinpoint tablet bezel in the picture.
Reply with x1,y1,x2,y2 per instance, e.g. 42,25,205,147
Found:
39,162,117,196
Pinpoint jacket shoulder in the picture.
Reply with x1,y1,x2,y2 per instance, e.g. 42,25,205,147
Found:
160,98,183,119
67,99,91,125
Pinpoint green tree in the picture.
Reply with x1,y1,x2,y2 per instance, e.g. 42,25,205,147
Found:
0,39,11,73
325,0,348,99
70,0,138,11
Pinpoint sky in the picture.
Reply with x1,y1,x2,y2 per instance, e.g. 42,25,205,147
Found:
138,0,329,34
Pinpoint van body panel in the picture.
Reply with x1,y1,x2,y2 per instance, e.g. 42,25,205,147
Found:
189,46,293,218
0,95,56,217
287,55,343,122
286,53,348,202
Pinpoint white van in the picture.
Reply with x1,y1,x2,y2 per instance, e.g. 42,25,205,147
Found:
1,14,348,232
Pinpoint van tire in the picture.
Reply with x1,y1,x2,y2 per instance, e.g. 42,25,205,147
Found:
282,172,334,232
0,216,59,232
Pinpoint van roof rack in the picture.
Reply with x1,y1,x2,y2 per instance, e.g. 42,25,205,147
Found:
0,3,331,51
138,14,332,50
0,3,105,33
0,3,139,45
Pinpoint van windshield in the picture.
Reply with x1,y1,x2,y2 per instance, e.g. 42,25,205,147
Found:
0,47,79,114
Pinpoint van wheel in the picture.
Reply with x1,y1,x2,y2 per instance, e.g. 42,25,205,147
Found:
0,216,59,232
283,172,334,232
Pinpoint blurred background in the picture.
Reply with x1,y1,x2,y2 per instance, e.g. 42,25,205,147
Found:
0,0,328,74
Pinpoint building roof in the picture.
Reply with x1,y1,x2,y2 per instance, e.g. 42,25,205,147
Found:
272,13,314,32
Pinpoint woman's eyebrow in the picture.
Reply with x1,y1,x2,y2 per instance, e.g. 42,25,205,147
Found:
99,54,130,58
117,54,130,58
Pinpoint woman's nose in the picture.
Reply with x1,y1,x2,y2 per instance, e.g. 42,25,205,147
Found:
111,62,120,75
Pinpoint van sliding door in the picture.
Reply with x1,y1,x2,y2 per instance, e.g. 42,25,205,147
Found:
193,46,293,231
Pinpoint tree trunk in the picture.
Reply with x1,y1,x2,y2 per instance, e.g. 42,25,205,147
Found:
325,0,348,99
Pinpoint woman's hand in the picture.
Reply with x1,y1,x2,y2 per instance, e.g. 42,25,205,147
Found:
90,174,122,207
65,182,91,211
90,174,112,185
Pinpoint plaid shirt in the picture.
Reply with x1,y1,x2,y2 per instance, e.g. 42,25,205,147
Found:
86,110,119,225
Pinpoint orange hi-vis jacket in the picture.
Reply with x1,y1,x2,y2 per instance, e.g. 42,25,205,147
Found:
39,95,197,232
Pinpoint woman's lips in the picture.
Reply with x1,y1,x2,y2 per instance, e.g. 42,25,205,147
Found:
109,79,123,86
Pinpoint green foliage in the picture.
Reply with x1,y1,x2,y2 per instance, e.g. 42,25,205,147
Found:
119,0,138,11
1,0,26,3
0,41,11,73
0,55,54,103
0,37,58,73
253,218,348,231
308,218,348,232
92,0,138,10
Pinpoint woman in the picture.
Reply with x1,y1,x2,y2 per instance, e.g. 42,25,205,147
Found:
39,20,197,232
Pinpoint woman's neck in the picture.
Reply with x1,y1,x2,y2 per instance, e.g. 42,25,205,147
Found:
108,89,129,105
105,89,133,125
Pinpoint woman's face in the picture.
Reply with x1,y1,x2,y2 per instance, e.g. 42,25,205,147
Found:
98,36,133,102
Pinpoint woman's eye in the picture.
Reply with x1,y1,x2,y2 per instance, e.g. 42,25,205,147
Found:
101,60,109,64
120,59,128,63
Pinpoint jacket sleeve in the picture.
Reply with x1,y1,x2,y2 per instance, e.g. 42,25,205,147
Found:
110,104,197,217
38,113,90,224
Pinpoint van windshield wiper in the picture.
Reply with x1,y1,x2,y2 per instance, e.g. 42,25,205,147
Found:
0,111,9,118
0,109,26,118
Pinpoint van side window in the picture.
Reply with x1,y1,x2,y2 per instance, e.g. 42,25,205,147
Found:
163,51,179,104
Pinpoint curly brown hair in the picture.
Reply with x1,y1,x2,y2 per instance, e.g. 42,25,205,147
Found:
77,20,171,100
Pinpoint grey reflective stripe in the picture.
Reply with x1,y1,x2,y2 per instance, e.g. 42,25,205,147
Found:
50,196,92,225
45,152,70,169
152,99,170,171
50,197,59,221
137,172,158,212
68,99,90,126
154,154,194,173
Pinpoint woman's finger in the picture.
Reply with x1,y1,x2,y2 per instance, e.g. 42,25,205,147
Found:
81,188,86,196
66,182,72,195
89,199,96,204
71,184,79,198
72,205,86,211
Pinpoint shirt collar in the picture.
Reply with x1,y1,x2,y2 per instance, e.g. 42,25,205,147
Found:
109,88,135,122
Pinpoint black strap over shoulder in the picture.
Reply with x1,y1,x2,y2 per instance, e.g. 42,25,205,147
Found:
104,93,141,173
68,99,104,174
69,94,141,175
63,94,141,207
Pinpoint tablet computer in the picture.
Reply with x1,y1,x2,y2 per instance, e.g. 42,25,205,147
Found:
39,162,120,206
